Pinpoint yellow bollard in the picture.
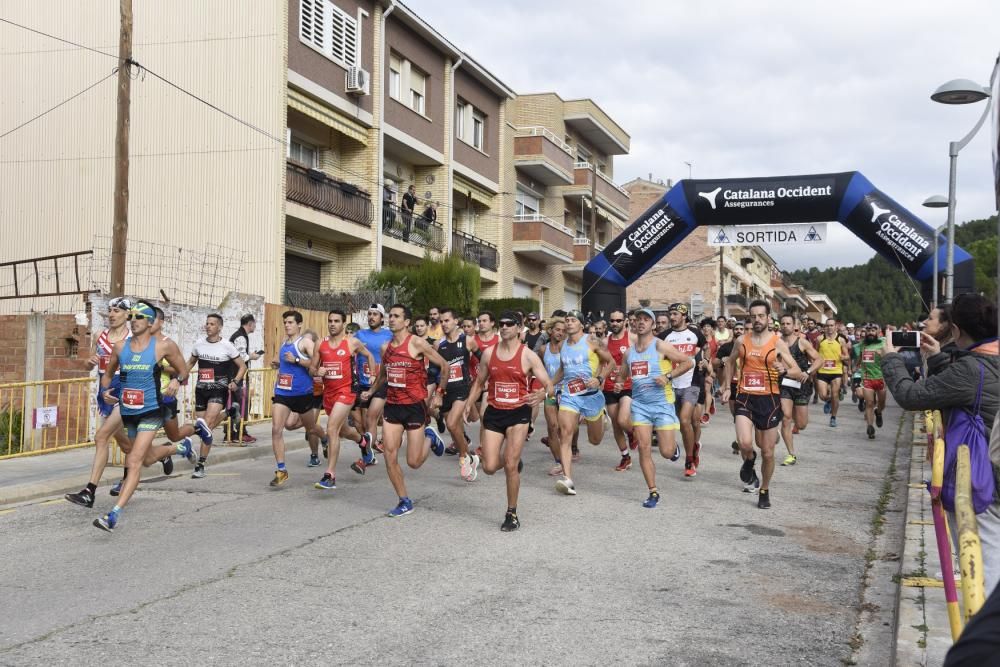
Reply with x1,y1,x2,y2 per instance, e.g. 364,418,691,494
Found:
954,445,985,621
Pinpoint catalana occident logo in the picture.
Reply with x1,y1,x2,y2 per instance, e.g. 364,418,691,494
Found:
697,179,834,210
867,198,929,263
619,205,678,257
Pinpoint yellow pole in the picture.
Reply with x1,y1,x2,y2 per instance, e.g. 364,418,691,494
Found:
955,444,985,620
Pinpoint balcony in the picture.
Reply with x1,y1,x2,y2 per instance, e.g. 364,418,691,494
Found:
513,127,575,186
563,99,631,156
286,162,372,227
382,202,445,252
452,229,498,272
566,163,630,220
725,293,749,308
512,213,575,264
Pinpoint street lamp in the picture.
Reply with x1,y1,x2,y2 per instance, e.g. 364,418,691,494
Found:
921,194,949,309
930,78,993,303
683,161,693,179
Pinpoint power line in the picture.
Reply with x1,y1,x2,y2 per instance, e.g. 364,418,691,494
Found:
0,69,116,140
0,17,120,61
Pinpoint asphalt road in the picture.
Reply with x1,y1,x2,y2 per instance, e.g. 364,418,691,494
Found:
0,399,902,666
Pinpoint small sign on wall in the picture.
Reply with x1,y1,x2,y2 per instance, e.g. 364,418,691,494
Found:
33,406,58,429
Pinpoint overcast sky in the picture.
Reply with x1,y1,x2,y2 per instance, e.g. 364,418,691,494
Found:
410,0,999,271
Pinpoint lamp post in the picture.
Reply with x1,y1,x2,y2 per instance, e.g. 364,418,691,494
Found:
922,196,948,309
930,78,992,303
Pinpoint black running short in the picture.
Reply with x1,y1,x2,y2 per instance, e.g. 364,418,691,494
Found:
383,402,428,430
311,394,324,411
161,400,179,421
482,404,532,434
272,393,315,415
602,389,632,404
733,392,782,431
441,387,470,416
195,386,228,413
780,380,813,406
354,383,388,409
815,372,842,385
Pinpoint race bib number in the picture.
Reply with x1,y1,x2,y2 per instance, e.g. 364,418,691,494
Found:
630,361,649,379
387,366,406,388
822,359,837,370
741,371,767,392
361,361,373,382
448,361,463,382
780,377,801,389
606,366,619,384
566,378,588,396
322,362,343,380
276,373,293,391
495,381,520,404
98,355,110,372
121,388,145,408
198,368,215,383
861,350,875,363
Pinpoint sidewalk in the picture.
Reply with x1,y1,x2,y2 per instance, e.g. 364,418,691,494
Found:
0,426,309,506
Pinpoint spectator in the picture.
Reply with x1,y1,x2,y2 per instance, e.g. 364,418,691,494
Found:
882,293,1000,594
228,313,261,443
401,184,417,240
418,201,437,232
382,180,397,232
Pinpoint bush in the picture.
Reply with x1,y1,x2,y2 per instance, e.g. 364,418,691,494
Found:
478,297,540,317
0,407,23,456
364,253,480,317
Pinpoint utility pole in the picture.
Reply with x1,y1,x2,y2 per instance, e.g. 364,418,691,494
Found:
718,247,724,317
589,162,598,258
109,0,133,297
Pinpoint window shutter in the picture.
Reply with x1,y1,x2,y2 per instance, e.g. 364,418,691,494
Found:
299,0,325,51
328,3,358,66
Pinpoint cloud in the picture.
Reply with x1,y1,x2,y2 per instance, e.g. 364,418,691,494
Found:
409,0,999,270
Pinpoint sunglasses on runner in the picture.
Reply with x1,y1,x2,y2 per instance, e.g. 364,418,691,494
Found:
498,320,518,328
609,318,624,323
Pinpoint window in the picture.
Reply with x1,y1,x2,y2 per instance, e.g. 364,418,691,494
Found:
389,53,429,116
515,189,539,217
409,68,426,115
472,109,485,150
389,54,401,101
455,98,488,151
288,137,318,167
576,145,591,166
455,101,466,142
299,0,359,67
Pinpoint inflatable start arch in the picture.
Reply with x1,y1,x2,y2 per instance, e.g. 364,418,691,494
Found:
582,171,974,316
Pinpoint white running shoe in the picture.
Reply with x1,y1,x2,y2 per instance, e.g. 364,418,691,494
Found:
460,454,480,482
555,477,577,496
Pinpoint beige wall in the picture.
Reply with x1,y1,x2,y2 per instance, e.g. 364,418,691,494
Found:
453,68,500,183
0,2,288,312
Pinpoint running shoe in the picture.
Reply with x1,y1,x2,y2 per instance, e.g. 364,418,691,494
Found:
739,453,757,484
425,427,445,456
693,442,702,468
269,470,289,487
178,437,197,464
858,398,866,413
700,413,710,425
361,432,375,460
541,436,550,446
614,454,632,472
684,459,697,478
555,477,577,496
627,431,638,450
875,410,883,428
65,488,95,508
241,433,257,444
444,445,459,456
435,413,446,434
501,510,520,532
792,425,799,434
93,510,118,532
109,479,123,496
548,463,563,477
517,458,524,474
475,446,484,460
838,386,846,401
350,459,367,475
527,424,534,438
363,448,378,466
161,455,174,476
781,454,797,466
743,470,760,493
387,497,414,517
373,439,385,454
757,489,771,509
830,416,838,428
867,425,876,440
823,400,832,415
322,441,328,459
461,454,480,482
314,473,336,490
192,463,206,479
709,403,717,416
670,446,681,462
308,454,321,467
571,447,581,462
643,491,660,508
731,440,740,455
851,392,858,403
194,417,213,445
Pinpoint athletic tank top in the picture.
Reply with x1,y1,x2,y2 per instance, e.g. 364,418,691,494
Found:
787,336,811,373
437,333,471,391
487,344,528,410
542,342,562,381
665,327,701,389
739,333,780,395
627,340,675,404
859,340,886,380
118,337,161,415
318,338,353,394
559,334,599,396
275,337,314,396
383,335,427,405
817,336,844,374
97,328,130,375
355,327,392,388
604,330,632,391
470,333,499,378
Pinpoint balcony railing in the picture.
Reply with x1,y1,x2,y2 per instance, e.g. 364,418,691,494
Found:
515,126,574,155
286,162,372,226
725,293,749,308
382,202,445,251
452,229,498,272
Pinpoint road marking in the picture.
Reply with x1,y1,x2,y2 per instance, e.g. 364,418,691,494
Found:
207,473,242,477
908,520,935,525
907,483,926,489
0,508,15,516
900,577,944,588
40,498,67,506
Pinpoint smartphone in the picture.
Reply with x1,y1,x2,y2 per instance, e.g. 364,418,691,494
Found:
256,350,264,355
890,331,921,348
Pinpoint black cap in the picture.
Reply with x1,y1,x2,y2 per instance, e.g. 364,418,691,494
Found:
498,310,522,326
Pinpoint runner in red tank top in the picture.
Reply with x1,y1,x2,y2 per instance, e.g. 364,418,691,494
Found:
311,310,381,491
465,311,553,532
359,304,450,517
602,309,637,470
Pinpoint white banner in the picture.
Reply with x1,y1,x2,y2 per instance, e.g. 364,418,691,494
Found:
707,222,827,246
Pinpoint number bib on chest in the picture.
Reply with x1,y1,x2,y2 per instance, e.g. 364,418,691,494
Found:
861,350,875,363
387,366,406,388
322,362,344,380
448,361,464,383
630,361,649,379
566,378,588,396
276,374,293,391
822,359,837,370
121,388,145,409
198,368,215,383
494,381,520,404
98,355,110,373
741,371,767,392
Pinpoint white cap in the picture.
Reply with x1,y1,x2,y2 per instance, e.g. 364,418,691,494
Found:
368,303,386,316
847,322,855,328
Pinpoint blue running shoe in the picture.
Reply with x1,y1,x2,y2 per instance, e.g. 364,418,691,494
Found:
177,437,197,464
830,416,838,427
643,491,660,508
823,400,832,415
109,479,124,496
425,427,445,457
314,473,336,490
194,417,214,445
93,510,118,532
308,454,321,467
387,497,414,517
361,432,374,460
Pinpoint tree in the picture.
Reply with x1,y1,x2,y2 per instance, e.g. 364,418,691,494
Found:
362,253,480,317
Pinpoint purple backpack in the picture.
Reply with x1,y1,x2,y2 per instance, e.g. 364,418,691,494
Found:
942,362,996,514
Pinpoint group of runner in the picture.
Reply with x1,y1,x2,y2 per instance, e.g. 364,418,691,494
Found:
71,297,891,534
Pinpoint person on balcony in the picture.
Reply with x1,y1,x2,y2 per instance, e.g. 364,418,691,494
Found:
418,201,437,232
382,180,396,232
401,184,417,241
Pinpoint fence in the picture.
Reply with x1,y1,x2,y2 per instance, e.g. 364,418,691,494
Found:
382,202,445,251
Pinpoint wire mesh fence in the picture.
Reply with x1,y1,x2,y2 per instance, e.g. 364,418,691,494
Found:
284,288,397,314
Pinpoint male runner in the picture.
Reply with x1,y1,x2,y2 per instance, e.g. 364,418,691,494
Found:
856,323,887,439
269,311,328,487
187,314,246,478
551,309,613,496
465,311,553,531
435,308,480,481
699,318,719,424
93,302,192,531
522,312,546,352
353,304,393,453
615,308,693,508
777,314,821,465
660,303,706,478
721,300,809,509
540,317,567,475
227,314,261,443
360,304,449,516
603,309,636,471
715,316,732,345
654,313,670,338
313,309,377,489
461,317,477,339
427,306,443,340
815,318,850,427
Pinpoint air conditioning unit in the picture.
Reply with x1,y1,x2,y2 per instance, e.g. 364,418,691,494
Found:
345,66,369,95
